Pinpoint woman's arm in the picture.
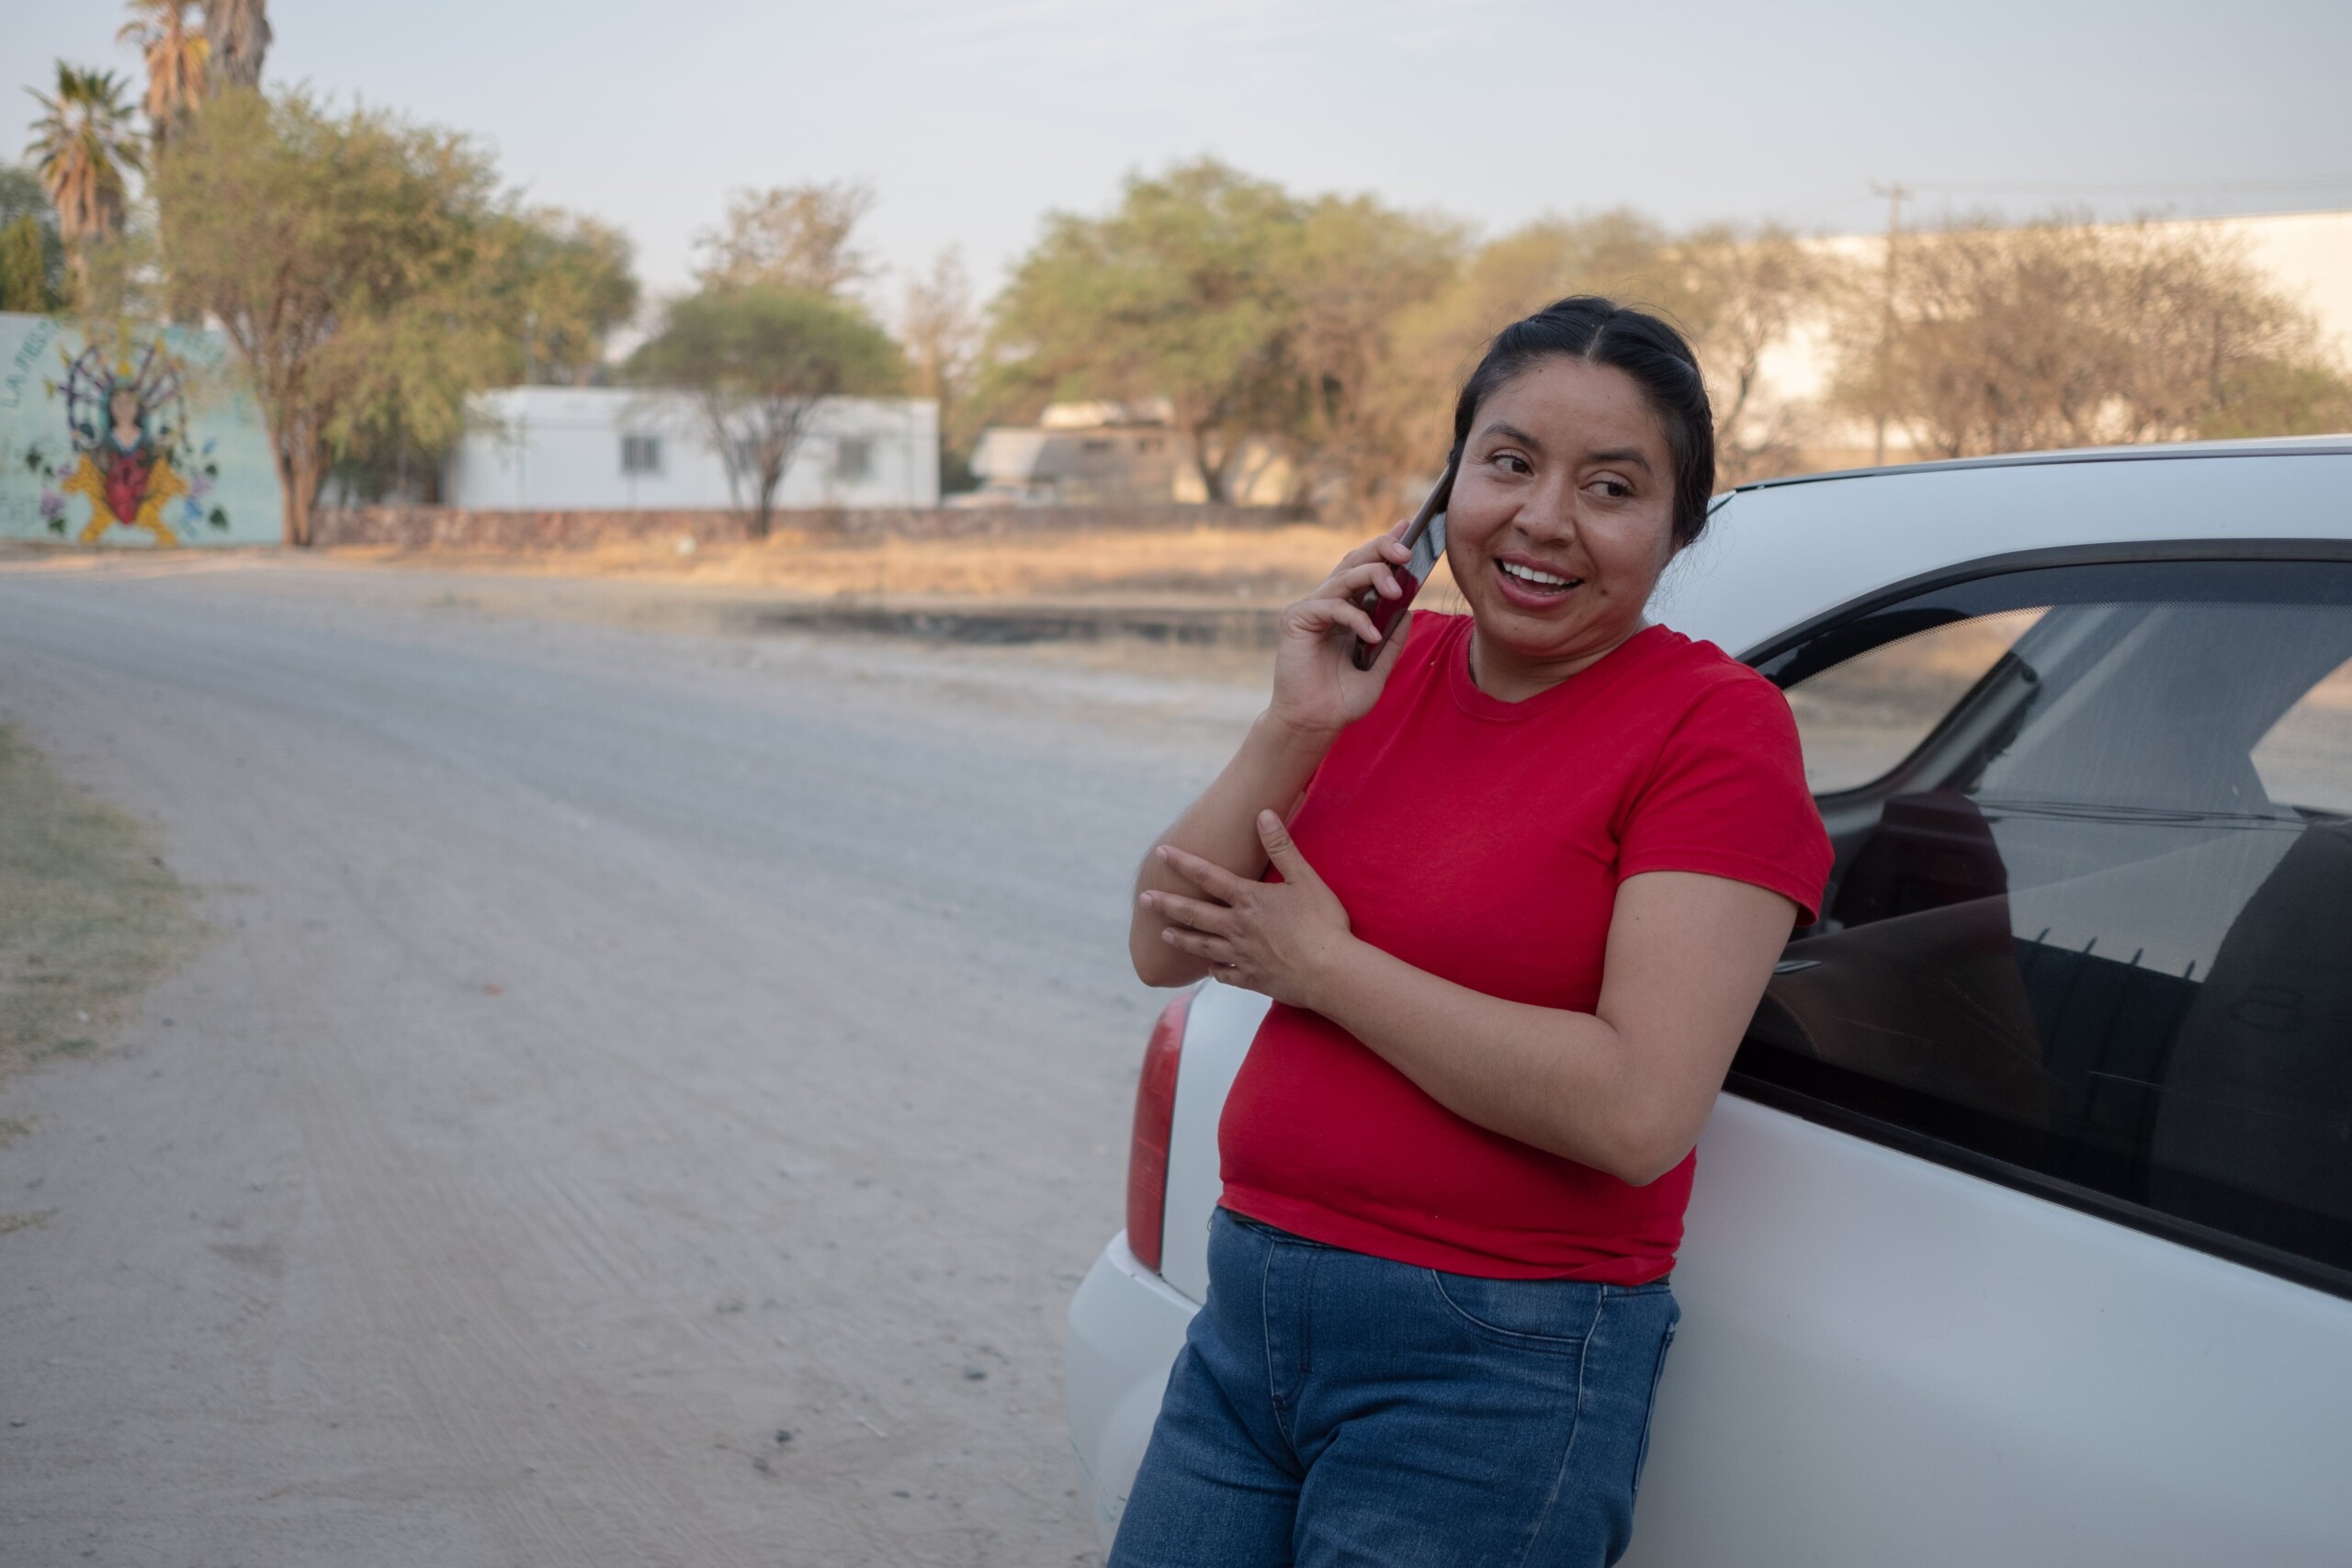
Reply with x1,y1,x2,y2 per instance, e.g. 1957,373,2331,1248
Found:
1146,818,1795,1184
1129,528,1417,987
1129,716,1336,987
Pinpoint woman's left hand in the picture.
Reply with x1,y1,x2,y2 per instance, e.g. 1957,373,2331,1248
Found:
1143,812,1356,1010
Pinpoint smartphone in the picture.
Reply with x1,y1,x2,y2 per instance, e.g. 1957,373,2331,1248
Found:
1349,457,1456,671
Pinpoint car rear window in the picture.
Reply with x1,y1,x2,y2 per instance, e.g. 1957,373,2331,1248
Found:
1737,557,2352,1296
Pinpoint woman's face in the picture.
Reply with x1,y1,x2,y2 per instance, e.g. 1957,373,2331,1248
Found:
1444,356,1679,695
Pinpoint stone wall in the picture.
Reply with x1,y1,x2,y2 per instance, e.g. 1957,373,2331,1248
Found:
311,503,1306,551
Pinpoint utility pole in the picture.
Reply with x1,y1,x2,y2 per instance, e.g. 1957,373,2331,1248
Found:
1871,182,1907,465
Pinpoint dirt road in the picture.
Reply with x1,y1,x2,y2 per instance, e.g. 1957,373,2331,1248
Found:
0,553,1263,1566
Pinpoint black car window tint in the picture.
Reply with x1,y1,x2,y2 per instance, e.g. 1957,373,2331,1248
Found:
1736,558,2352,1298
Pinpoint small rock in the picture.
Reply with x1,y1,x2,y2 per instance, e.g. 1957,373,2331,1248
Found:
8,1418,25,1427
774,1428,792,1445
892,1489,911,1499
961,1365,988,1382
752,1455,773,1475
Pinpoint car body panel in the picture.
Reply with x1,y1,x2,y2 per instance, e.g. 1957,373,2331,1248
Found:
1656,449,2352,660
1158,980,1272,1304
1066,1232,1197,1551
1623,1095,2352,1567
1068,445,2352,1562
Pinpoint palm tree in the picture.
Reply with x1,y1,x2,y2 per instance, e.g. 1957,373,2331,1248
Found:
201,0,270,94
25,63,145,296
118,1,209,149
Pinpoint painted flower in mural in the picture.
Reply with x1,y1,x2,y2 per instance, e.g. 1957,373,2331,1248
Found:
40,339,230,546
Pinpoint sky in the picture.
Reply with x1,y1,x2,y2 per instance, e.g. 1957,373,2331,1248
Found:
12,0,2351,322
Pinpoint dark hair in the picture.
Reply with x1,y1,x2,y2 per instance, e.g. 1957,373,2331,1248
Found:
1449,296,1716,549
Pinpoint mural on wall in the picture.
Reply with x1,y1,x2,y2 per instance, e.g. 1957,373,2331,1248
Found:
2,312,281,547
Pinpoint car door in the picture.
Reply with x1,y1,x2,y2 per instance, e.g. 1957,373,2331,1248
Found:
1625,547,2352,1568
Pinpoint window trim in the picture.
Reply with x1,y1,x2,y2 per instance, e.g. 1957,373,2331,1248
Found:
1730,538,2352,1304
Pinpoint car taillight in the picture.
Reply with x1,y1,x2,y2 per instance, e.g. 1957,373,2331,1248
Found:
1125,988,1193,1276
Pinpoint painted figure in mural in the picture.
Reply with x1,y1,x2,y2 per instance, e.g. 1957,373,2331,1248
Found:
58,341,188,545
38,338,224,546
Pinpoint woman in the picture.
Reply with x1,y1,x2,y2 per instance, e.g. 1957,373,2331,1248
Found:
1115,297,1832,1568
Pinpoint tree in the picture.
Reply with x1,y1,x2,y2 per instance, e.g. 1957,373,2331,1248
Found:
200,0,268,94
156,89,504,545
25,63,145,299
1374,210,1838,489
989,159,1305,503
325,205,642,502
0,165,66,311
1831,214,2352,457
1262,193,1464,518
500,208,639,385
119,1,209,151
900,246,981,487
1664,224,1841,483
695,180,877,297
0,219,48,312
628,285,905,538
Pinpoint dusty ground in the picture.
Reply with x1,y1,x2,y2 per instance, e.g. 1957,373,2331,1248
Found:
0,723,205,1100
0,549,1273,1566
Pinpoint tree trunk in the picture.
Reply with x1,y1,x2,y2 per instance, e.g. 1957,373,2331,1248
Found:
1189,424,1229,505
275,442,305,547
276,434,325,547
752,451,791,540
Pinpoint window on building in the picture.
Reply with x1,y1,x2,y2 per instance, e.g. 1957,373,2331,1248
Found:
834,436,876,483
620,433,662,475
1739,558,2352,1292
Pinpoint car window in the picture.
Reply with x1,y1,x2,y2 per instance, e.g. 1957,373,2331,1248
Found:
1787,608,2044,793
1740,558,2352,1293
2252,655,2352,816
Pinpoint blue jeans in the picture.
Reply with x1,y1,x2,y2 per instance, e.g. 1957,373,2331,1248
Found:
1109,1209,1680,1568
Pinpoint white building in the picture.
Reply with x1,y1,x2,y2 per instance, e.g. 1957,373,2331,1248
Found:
966,399,1295,507
443,387,938,510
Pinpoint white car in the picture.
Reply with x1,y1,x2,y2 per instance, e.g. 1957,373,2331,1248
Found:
1067,439,2352,1566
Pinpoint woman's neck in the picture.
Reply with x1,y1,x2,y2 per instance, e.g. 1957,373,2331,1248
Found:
1467,619,1648,703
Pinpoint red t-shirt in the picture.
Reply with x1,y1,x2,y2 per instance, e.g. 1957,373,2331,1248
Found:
1218,614,1831,1281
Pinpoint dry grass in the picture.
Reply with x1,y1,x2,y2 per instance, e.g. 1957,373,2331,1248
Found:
0,725,204,1087
336,524,1386,604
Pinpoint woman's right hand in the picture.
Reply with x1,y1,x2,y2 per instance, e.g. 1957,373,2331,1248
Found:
1265,525,1419,739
